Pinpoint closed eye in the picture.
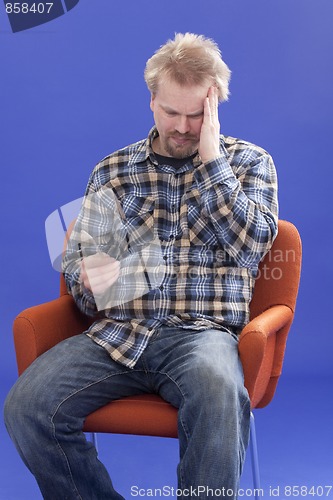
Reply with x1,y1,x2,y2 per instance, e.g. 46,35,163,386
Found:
190,112,204,119
164,109,203,119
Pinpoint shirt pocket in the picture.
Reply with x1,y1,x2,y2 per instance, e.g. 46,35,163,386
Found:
180,189,218,246
121,195,155,249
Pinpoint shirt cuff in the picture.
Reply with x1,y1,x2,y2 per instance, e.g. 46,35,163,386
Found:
195,154,238,193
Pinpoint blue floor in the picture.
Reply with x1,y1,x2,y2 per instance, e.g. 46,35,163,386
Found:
1,374,332,499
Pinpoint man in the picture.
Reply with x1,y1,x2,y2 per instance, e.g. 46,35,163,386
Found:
5,33,278,499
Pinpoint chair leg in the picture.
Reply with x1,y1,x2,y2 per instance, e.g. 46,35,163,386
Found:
249,411,261,498
87,432,99,453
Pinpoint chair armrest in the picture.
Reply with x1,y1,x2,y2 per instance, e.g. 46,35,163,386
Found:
13,294,93,375
238,304,293,408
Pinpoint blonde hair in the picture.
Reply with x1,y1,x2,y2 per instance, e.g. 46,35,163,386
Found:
144,33,231,103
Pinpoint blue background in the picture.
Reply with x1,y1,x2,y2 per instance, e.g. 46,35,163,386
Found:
1,1,332,498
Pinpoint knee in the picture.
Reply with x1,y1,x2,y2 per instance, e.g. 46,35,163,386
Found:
4,374,47,435
182,359,250,433
182,355,249,418
3,387,13,429
4,382,25,438
188,356,239,395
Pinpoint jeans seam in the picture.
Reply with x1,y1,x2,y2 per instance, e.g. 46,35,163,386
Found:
148,369,189,491
49,368,145,499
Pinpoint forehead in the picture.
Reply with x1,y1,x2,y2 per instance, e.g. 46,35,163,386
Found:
155,77,210,113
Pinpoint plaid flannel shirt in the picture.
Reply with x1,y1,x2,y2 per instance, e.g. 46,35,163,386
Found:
63,127,278,368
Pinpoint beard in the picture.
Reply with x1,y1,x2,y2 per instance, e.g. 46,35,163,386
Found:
162,132,199,159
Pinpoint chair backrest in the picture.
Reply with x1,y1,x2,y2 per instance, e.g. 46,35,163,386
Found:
249,220,302,320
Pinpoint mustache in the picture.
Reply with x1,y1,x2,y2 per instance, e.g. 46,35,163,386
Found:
169,132,197,141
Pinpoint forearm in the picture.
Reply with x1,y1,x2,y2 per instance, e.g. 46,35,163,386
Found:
194,150,278,267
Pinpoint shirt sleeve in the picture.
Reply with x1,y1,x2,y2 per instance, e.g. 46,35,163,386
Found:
61,171,99,317
194,141,279,268
61,165,128,317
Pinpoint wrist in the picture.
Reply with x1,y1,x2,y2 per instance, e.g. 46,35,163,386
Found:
199,153,220,164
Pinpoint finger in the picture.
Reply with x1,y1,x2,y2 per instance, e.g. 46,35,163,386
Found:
84,253,115,268
89,273,120,295
203,94,210,118
80,260,90,289
209,86,218,116
87,261,120,284
86,262,120,294
81,255,120,290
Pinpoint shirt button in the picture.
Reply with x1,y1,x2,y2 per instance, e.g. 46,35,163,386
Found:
159,285,164,291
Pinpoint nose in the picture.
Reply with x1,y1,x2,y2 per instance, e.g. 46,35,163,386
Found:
175,115,190,134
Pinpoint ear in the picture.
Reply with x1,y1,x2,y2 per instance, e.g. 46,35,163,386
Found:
150,93,156,112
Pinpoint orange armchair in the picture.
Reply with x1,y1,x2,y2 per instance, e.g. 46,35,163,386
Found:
12,219,302,493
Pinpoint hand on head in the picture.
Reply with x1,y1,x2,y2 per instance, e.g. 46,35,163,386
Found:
198,86,221,164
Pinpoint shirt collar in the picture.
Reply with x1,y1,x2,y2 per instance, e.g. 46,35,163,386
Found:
128,127,158,166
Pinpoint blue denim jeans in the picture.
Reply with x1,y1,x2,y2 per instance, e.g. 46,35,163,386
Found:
4,327,250,499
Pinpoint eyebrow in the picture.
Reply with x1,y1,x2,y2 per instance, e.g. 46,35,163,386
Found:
161,104,204,118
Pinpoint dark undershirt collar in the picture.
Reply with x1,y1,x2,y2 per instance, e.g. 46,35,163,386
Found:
154,152,197,169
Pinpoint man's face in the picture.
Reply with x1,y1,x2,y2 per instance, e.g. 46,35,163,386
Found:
150,78,210,159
